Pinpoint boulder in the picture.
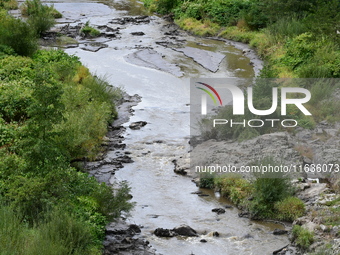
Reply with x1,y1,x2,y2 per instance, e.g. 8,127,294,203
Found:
172,225,197,237
154,228,177,237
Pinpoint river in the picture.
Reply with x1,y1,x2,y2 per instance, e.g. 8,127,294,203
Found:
46,0,290,254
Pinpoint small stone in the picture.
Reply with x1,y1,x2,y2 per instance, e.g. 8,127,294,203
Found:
332,226,340,235
303,156,313,164
242,48,251,54
243,233,253,239
129,121,147,130
131,31,145,36
315,128,323,135
200,239,207,243
212,208,226,214
320,224,328,232
212,231,219,237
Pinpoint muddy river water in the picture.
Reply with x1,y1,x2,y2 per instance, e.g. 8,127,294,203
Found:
43,0,290,253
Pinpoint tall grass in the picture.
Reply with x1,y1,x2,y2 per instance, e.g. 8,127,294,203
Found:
265,16,308,44
0,203,99,255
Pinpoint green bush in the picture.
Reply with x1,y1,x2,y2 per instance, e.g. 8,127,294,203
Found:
22,0,57,35
0,10,37,56
0,80,33,123
154,0,177,14
249,157,294,218
292,225,314,250
0,0,18,10
281,33,317,70
32,49,81,81
275,196,305,221
0,49,131,254
199,173,215,189
214,174,253,206
253,175,292,204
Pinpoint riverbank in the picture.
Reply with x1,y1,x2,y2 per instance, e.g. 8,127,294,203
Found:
0,2,136,253
138,1,340,254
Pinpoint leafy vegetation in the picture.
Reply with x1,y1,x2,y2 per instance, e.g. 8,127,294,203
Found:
0,2,131,251
0,2,133,253
0,9,37,56
81,21,101,38
199,158,305,221
21,0,62,36
274,196,305,221
214,174,253,206
0,0,17,10
292,225,314,250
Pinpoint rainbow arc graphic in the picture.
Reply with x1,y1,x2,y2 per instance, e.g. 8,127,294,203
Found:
196,82,223,106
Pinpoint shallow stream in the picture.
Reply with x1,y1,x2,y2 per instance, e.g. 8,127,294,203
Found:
47,0,289,253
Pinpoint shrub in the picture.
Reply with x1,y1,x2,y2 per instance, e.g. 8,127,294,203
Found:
22,0,57,35
0,44,129,254
281,33,317,70
199,173,215,189
214,174,253,206
204,0,248,26
154,0,177,14
253,175,292,204
183,2,204,20
32,49,81,81
275,196,305,221
0,0,18,10
292,225,314,250
249,157,294,218
0,44,16,59
0,55,35,80
0,10,37,56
